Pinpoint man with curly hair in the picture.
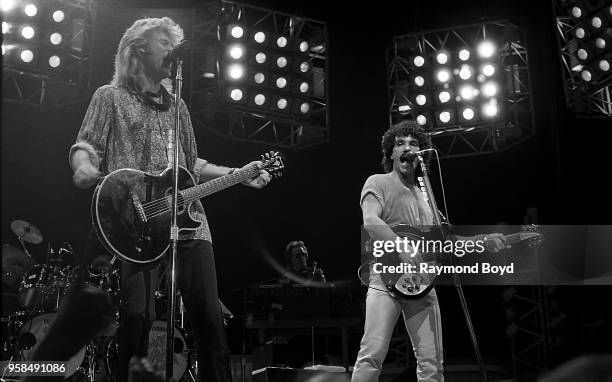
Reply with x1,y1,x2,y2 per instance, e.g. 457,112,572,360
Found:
352,120,505,381
69,17,269,382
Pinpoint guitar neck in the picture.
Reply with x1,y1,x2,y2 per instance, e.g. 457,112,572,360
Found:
180,166,259,203
502,232,524,245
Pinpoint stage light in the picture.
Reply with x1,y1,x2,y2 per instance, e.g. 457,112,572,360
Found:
231,26,244,39
458,49,471,61
436,68,451,82
577,48,588,60
595,37,607,49
574,26,587,39
2,45,6,55
276,56,288,69
253,31,266,44
459,85,476,100
416,94,427,106
482,82,498,97
230,88,244,101
253,72,266,84
413,75,425,87
20,49,34,63
254,93,266,106
277,97,288,109
438,90,451,103
300,102,310,114
255,52,267,64
439,111,451,123
590,16,602,29
1,0,16,12
482,64,496,77
276,36,288,48
459,64,472,80
416,114,427,126
413,55,425,67
436,52,449,64
398,105,411,112
229,45,244,59
580,69,592,81
462,107,475,120
275,76,287,89
299,61,310,73
50,32,62,45
21,26,35,39
599,59,610,72
52,10,65,23
477,41,496,58
483,100,499,117
228,64,244,80
24,4,37,17
299,41,309,53
48,55,61,68
2,21,9,34
299,81,309,93
571,6,582,19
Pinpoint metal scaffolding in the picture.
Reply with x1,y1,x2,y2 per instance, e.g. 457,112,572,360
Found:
387,20,536,159
188,1,330,150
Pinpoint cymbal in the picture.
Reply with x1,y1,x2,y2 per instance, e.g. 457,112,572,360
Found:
11,220,43,244
2,244,35,288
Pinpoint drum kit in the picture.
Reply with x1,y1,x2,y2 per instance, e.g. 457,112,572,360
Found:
2,220,229,381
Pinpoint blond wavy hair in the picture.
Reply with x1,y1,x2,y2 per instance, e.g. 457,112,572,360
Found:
111,17,184,95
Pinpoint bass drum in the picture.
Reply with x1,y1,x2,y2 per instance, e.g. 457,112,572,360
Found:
105,321,188,380
18,313,86,378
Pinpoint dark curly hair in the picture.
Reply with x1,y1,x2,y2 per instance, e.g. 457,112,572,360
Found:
381,120,432,173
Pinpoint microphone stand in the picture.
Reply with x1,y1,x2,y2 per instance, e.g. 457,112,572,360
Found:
416,154,488,382
166,56,183,380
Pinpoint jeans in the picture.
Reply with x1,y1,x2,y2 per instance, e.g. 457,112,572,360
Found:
351,288,444,382
86,235,231,382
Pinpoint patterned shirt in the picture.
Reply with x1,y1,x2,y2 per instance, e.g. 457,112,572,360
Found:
69,84,211,242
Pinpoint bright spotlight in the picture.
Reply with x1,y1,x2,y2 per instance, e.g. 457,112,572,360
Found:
229,45,244,59
275,77,287,88
459,64,472,80
255,52,267,64
436,69,451,82
299,82,309,93
574,27,586,39
231,26,244,39
300,102,310,113
21,26,35,39
276,36,288,48
477,41,496,58
230,88,243,101
52,10,65,23
254,32,266,44
483,101,498,117
277,98,288,109
299,61,310,73
439,111,451,123
24,4,37,16
458,49,470,61
299,41,309,53
50,32,63,45
436,52,448,64
482,64,496,77
459,85,476,100
20,49,34,63
580,70,592,81
438,91,451,103
482,82,498,97
48,55,61,68
1,0,16,12
253,72,265,84
462,107,475,120
416,94,427,106
276,56,288,68
599,59,610,72
2,22,9,34
254,94,266,105
413,55,425,67
571,6,582,18
228,64,244,80
416,114,427,126
595,38,606,50
591,17,602,29
414,75,425,87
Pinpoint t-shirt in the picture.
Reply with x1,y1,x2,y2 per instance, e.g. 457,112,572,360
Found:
69,85,211,241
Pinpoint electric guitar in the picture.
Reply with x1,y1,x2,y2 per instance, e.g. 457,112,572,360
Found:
92,151,284,263
360,224,543,299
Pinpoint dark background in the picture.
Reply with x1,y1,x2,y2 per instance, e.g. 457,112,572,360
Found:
3,0,611,375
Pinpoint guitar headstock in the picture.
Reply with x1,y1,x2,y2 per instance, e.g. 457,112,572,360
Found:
260,151,285,179
519,224,544,248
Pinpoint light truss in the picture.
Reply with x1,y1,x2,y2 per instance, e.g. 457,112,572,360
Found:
553,1,612,117
188,1,329,150
387,20,536,159
2,0,96,109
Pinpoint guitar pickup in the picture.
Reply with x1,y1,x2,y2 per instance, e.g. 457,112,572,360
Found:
132,194,148,223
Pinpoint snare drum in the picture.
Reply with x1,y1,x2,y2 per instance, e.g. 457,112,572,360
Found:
18,265,70,313
18,313,86,378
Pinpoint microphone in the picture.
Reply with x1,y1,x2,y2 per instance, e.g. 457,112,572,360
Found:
163,40,192,65
400,152,418,163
